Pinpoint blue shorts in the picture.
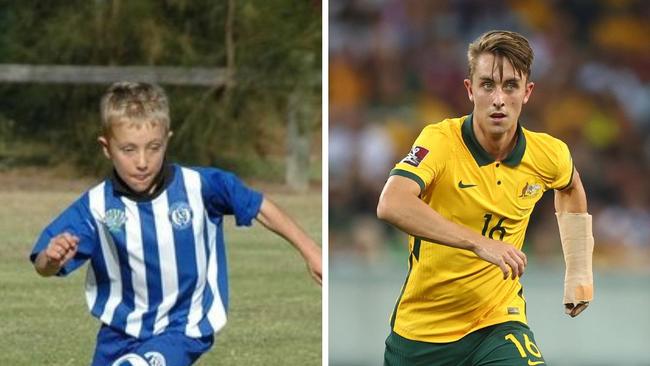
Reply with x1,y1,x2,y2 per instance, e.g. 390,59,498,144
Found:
91,324,214,366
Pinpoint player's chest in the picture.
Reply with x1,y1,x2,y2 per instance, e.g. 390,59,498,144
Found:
100,196,211,254
430,160,546,218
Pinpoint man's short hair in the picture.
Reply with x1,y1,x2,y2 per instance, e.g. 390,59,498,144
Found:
467,30,534,81
100,81,170,136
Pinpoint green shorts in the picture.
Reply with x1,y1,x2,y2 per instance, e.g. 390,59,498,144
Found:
384,321,546,366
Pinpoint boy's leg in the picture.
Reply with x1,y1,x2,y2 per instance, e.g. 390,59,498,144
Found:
470,322,546,366
91,324,139,366
113,331,214,366
92,324,213,366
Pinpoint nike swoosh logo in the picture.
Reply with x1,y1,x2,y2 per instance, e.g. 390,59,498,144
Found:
528,361,545,365
458,180,477,189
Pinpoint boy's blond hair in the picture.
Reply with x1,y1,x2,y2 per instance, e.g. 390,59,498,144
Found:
100,81,170,136
467,30,534,81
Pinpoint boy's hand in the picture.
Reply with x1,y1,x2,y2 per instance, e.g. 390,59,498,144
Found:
305,251,322,286
44,232,79,268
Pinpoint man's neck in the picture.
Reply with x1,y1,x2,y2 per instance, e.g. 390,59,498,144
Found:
472,120,518,161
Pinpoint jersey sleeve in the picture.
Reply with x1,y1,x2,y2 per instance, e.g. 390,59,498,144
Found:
390,124,449,194
29,193,99,276
549,139,574,190
198,168,264,226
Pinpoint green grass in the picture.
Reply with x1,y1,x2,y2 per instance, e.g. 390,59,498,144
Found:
0,188,321,365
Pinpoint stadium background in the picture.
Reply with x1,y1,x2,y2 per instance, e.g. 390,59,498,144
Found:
0,2,322,365
329,0,650,365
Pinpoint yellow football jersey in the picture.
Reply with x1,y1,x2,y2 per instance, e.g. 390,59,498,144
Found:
389,114,573,343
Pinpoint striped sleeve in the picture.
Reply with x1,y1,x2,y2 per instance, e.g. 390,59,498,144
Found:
29,193,99,276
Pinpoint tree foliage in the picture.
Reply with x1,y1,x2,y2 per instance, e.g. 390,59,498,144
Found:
0,0,321,179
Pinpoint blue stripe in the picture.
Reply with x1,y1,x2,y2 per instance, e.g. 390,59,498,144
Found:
138,202,162,338
165,169,198,331
89,246,111,318
104,185,133,330
215,219,229,311
89,188,111,319
197,291,215,336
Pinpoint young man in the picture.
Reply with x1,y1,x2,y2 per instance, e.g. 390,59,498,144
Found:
377,30,594,365
30,82,322,366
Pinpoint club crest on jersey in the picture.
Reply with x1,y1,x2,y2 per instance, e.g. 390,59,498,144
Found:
169,201,193,230
402,146,429,167
518,182,542,199
104,208,127,233
112,352,165,366
144,351,167,366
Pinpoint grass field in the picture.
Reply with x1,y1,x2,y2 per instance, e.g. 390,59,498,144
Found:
0,178,321,365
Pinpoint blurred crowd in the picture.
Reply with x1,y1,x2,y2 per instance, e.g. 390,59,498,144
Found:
329,0,650,268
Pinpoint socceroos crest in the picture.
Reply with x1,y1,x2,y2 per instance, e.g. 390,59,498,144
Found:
518,182,542,199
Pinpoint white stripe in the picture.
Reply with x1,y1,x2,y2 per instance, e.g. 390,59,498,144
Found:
182,168,208,337
123,199,148,338
88,183,122,325
205,218,227,332
152,193,179,335
85,184,102,312
85,262,97,310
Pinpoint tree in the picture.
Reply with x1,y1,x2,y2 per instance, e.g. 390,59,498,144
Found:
0,0,321,184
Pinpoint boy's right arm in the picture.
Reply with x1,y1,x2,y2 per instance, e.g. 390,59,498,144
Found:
33,233,80,277
255,198,322,285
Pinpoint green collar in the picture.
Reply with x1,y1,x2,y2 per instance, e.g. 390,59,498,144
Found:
461,114,526,167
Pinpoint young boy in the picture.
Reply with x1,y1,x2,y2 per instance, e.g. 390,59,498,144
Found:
30,82,322,366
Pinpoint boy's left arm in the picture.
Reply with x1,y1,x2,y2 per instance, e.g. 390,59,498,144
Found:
554,168,594,318
255,198,322,285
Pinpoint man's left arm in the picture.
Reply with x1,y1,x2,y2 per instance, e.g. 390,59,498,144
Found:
255,197,322,286
554,168,594,317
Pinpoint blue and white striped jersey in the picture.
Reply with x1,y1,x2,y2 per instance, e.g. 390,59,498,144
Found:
30,164,263,339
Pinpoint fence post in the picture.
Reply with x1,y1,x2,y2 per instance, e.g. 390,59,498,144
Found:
286,88,311,191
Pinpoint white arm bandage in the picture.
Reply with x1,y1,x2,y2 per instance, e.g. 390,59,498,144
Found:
556,212,594,305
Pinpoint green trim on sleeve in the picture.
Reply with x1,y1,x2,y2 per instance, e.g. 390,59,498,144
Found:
390,168,426,194
558,160,575,191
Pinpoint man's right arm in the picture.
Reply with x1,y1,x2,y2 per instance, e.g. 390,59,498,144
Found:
376,175,527,279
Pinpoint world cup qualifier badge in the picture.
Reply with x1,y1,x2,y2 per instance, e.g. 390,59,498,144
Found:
104,208,127,233
402,146,429,167
169,201,193,230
